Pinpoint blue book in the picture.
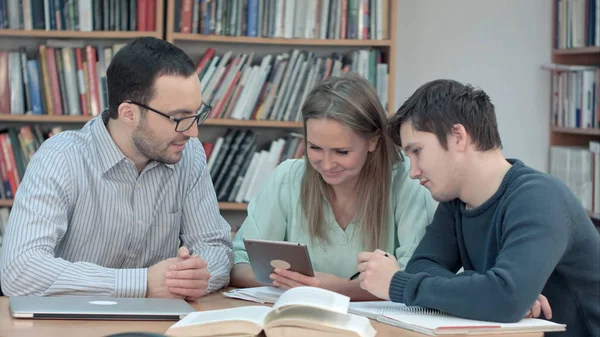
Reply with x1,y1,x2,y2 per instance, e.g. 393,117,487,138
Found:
26,60,44,115
202,0,211,34
246,0,258,37
0,0,4,28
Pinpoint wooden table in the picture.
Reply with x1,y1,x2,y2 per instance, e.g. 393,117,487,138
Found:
0,294,543,337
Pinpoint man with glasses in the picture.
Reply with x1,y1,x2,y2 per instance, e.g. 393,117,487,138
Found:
0,37,233,300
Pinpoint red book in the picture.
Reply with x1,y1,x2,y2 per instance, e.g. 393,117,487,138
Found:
75,48,89,117
85,46,101,116
147,0,156,31
203,142,214,160
195,48,216,75
0,134,20,197
0,52,9,114
45,47,64,115
180,0,193,33
137,0,148,31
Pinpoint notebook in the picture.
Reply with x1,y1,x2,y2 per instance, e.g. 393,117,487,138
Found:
9,296,195,320
348,301,566,335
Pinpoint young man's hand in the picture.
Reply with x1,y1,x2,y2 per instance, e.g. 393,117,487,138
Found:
524,294,552,319
357,249,400,300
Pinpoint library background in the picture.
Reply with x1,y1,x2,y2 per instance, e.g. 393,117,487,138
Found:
0,0,598,254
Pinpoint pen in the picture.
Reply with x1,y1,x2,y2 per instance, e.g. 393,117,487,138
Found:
350,253,388,280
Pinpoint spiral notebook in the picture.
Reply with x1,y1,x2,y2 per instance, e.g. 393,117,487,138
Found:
348,302,566,335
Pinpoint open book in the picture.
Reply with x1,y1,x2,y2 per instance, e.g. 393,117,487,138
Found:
349,301,566,336
165,287,376,337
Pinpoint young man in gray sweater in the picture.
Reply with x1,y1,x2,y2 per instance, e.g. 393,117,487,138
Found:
357,79,599,337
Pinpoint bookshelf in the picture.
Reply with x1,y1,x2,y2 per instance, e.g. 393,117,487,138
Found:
0,29,163,39
0,0,398,217
165,0,398,117
164,0,397,220
0,114,302,128
549,1,600,224
0,0,166,208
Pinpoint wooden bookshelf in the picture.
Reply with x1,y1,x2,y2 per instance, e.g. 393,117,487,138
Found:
0,115,92,123
0,29,162,39
0,199,249,211
550,1,600,224
0,114,302,128
170,33,393,47
0,0,164,40
551,126,600,136
218,202,248,211
552,46,600,55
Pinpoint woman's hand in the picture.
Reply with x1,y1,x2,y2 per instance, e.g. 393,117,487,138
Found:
270,269,344,292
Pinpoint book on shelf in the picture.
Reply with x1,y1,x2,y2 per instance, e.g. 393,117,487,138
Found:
165,286,376,337
554,0,600,48
0,41,127,117
348,301,566,336
1,45,388,120
0,125,59,200
205,129,304,203
195,47,388,122
172,0,390,40
0,0,157,32
542,64,599,130
551,141,600,216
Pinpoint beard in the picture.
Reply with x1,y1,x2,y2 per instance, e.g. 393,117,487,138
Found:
132,118,189,165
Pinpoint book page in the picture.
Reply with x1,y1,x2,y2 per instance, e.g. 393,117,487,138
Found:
265,306,376,337
169,306,272,329
272,286,350,314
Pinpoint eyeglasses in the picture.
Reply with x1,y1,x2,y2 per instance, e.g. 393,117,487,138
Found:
124,100,212,132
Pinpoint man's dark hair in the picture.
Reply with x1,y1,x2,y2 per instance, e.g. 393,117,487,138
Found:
388,79,502,151
106,37,196,119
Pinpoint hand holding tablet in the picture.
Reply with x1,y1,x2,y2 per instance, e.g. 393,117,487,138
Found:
243,238,315,285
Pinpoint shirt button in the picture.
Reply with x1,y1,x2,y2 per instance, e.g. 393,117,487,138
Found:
135,182,140,189
137,220,142,226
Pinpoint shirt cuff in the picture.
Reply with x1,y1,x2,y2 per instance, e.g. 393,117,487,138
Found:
389,271,412,303
115,268,148,298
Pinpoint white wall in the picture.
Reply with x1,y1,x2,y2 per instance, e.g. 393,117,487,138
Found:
394,0,553,172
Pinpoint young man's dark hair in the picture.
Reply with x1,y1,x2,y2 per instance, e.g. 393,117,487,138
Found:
388,79,502,151
106,36,196,119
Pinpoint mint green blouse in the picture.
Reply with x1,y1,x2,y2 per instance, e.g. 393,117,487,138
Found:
232,158,437,279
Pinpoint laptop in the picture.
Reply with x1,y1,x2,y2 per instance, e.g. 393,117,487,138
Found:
9,296,195,321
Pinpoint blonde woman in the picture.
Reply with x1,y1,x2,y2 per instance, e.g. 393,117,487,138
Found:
230,73,436,300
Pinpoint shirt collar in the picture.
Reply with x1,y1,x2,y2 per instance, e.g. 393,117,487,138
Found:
91,115,175,175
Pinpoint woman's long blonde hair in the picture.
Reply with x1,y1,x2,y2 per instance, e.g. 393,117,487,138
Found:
300,73,400,251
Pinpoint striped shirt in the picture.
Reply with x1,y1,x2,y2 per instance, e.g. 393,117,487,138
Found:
0,116,233,297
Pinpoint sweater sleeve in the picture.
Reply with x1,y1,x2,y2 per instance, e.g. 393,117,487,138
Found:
390,179,570,323
400,202,464,279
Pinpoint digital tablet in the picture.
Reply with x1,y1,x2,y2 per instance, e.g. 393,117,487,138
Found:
243,238,315,285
